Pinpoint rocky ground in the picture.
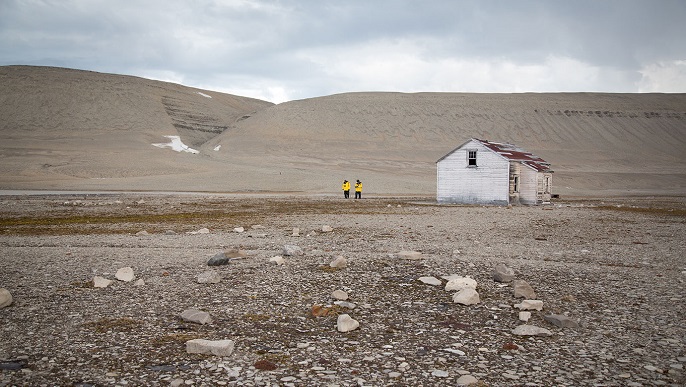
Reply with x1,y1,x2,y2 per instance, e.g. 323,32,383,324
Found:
1,194,685,386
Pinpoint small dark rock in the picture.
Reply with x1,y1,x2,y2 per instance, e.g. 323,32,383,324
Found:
207,252,230,266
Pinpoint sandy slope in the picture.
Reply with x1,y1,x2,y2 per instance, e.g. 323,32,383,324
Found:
1,66,685,196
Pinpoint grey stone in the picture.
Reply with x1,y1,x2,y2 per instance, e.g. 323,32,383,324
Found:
207,252,230,266
197,270,222,284
93,276,112,288
418,276,442,286
0,288,13,308
185,339,234,356
512,324,553,336
515,299,543,311
513,280,537,299
445,276,478,291
332,289,348,300
329,255,347,268
544,314,580,328
452,288,480,305
456,374,479,385
115,267,134,282
180,308,212,325
321,225,333,232
492,264,516,283
283,244,304,256
337,314,360,332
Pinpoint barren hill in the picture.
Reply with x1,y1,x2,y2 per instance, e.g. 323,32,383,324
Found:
1,66,685,196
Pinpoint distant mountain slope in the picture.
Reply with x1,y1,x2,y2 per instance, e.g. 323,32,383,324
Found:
1,66,684,196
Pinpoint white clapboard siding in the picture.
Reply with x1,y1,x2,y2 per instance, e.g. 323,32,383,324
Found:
437,139,510,205
519,165,539,205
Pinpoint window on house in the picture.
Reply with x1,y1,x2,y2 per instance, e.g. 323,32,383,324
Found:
513,175,520,193
467,150,477,166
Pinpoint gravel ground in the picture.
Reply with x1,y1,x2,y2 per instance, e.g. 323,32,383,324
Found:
1,194,685,386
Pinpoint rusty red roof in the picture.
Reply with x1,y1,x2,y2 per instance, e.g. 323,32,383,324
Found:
474,138,553,173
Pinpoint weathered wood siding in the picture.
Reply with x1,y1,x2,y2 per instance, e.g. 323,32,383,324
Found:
437,140,510,204
519,165,539,205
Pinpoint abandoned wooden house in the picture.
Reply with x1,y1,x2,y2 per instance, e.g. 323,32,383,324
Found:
436,138,553,205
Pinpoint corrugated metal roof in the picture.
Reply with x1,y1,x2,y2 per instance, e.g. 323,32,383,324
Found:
474,138,553,173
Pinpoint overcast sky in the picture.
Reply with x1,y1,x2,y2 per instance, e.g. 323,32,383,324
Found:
1,0,685,103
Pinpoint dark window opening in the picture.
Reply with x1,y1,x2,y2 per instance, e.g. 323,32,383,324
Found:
467,150,477,166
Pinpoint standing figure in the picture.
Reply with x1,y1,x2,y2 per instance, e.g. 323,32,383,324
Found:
354,180,362,199
342,180,350,198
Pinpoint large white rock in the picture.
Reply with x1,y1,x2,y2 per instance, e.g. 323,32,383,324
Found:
456,374,479,385
332,289,348,301
269,256,285,265
93,276,113,288
512,324,552,336
452,288,480,305
515,300,543,311
197,270,222,284
115,267,135,282
519,311,532,322
329,255,347,268
186,339,234,356
445,276,477,291
282,244,304,256
337,314,360,332
321,225,334,232
0,288,12,308
418,276,442,286
180,309,213,325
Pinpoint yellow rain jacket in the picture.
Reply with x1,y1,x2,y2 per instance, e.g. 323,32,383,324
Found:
342,181,350,191
355,182,362,192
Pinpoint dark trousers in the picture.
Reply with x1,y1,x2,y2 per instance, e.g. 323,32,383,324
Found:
344,190,349,198
355,191,361,199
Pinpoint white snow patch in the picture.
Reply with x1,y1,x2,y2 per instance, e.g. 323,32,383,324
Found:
197,92,212,98
152,136,199,154
213,144,221,151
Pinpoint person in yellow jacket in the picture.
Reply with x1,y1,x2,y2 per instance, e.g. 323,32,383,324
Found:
354,179,362,199
342,180,350,198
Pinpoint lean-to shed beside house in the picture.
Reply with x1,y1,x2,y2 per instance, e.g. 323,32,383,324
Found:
437,138,553,205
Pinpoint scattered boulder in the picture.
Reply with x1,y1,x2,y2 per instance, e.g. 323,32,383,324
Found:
291,228,300,236
93,276,112,288
180,308,212,325
456,374,479,385
185,339,234,356
329,255,347,268
115,267,135,282
519,311,532,322
331,289,348,300
197,270,222,284
513,280,536,299
321,225,333,232
225,249,248,259
269,256,285,265
334,300,357,309
282,245,304,256
445,276,477,291
134,279,146,286
207,252,230,266
418,276,442,286
397,250,422,260
135,230,150,236
233,227,244,233
515,300,543,311
0,288,13,308
337,314,360,332
452,288,480,305
544,314,580,328
512,324,552,336
492,264,516,283
187,228,210,235
251,225,265,229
